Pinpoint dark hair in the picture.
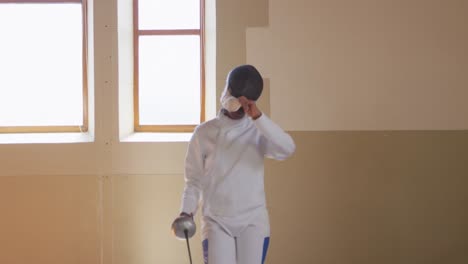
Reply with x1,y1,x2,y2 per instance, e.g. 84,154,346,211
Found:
227,65,263,101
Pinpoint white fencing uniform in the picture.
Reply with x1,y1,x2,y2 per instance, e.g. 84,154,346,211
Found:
181,110,295,264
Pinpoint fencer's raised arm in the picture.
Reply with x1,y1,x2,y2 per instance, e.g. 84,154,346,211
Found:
180,128,203,215
254,114,296,160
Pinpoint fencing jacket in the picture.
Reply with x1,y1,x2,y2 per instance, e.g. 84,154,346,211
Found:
181,111,295,237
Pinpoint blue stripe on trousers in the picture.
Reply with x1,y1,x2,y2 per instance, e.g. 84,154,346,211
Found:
262,237,270,264
202,239,209,264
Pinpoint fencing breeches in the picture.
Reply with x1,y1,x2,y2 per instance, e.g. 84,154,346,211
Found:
202,222,270,264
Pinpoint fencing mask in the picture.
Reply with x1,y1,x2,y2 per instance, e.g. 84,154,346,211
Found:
220,65,263,112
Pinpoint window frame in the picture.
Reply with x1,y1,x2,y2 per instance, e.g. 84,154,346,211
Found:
133,0,205,133
0,0,88,133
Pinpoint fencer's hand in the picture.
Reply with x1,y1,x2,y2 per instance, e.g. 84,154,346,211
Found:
172,212,192,226
172,212,193,228
172,212,197,239
178,212,193,219
238,96,262,120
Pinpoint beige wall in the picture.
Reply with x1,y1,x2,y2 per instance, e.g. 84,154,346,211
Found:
1,1,467,264
266,131,468,264
247,0,468,131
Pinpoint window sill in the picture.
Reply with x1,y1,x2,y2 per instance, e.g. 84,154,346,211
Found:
120,132,192,143
0,132,94,144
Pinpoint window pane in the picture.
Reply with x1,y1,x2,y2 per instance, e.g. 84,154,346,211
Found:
139,0,200,30
139,35,201,125
0,4,83,126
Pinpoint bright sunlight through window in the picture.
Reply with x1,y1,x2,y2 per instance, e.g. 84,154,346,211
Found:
134,0,204,132
0,2,86,133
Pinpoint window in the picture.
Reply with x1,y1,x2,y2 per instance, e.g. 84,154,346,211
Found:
133,0,205,132
0,0,88,133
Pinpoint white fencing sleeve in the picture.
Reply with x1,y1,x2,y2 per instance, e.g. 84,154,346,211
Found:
180,128,204,215
254,114,296,160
